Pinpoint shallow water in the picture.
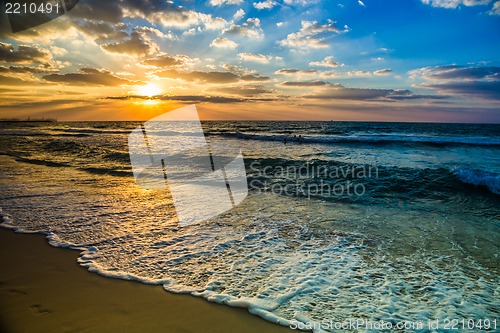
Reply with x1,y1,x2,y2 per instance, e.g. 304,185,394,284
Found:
0,121,498,331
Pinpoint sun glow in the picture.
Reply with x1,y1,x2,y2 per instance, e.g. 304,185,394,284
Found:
137,83,162,97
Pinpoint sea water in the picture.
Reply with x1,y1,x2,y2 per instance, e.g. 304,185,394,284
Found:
0,121,498,332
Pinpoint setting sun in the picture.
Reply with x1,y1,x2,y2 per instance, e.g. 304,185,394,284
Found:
137,83,162,98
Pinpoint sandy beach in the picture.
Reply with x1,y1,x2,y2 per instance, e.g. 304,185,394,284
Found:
0,228,294,333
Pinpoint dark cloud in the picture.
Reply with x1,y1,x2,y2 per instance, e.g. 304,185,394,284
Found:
70,0,227,30
42,68,139,86
275,68,319,75
157,69,269,84
374,69,392,75
0,65,48,74
426,66,500,80
162,95,244,103
280,80,332,87
140,54,185,67
420,80,500,100
414,65,500,100
75,21,128,42
108,94,245,103
305,86,393,100
101,32,158,55
386,89,448,100
304,85,447,101
241,74,270,81
69,0,124,23
214,85,272,96
0,42,51,64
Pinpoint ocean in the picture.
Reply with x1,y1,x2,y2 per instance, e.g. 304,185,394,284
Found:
0,121,499,331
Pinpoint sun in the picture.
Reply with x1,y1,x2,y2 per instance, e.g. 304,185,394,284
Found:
137,83,162,98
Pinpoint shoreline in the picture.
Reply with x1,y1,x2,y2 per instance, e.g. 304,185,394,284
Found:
0,228,295,333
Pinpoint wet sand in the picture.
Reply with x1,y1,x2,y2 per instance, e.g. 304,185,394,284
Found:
0,228,294,333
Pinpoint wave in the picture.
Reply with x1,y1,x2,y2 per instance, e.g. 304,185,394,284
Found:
231,132,500,147
452,167,500,195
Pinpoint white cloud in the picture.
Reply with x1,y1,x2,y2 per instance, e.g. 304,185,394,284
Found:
253,0,279,9
210,0,244,5
347,70,372,77
421,0,491,9
210,37,238,49
136,26,176,40
238,52,273,63
276,22,284,27
489,0,500,14
146,10,228,31
284,0,320,4
224,18,264,38
279,20,339,50
309,56,339,68
233,9,245,20
358,0,366,6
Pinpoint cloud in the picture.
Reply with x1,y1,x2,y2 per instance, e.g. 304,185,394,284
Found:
73,21,128,43
116,1,228,31
304,86,392,100
279,20,340,50
223,18,264,38
280,80,333,87
0,42,51,64
0,65,49,74
135,26,176,40
411,65,500,100
140,54,190,68
374,69,393,76
414,65,500,80
167,95,243,103
222,64,257,75
157,69,270,84
347,70,372,77
284,0,320,5
210,37,238,49
210,0,244,5
303,85,447,101
100,32,158,56
42,68,139,86
238,52,273,64
421,0,491,9
253,0,279,10
309,56,339,68
214,84,272,96
71,0,229,34
276,68,319,75
419,81,500,99
490,1,500,14
358,0,366,6
275,68,337,78
233,9,245,20
70,0,124,23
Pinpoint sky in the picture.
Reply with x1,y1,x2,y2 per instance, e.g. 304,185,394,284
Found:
0,0,499,122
